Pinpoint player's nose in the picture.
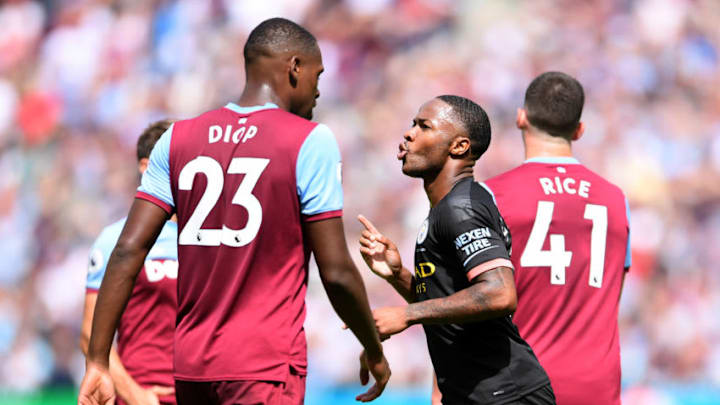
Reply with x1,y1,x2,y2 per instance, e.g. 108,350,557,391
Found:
403,128,415,142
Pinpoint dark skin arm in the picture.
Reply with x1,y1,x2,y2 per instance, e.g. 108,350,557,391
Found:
406,266,516,324
88,199,169,365
355,216,516,331
303,217,390,402
387,268,416,303
371,266,517,339
79,199,168,405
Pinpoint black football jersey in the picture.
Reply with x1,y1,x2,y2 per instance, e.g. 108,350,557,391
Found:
413,178,550,404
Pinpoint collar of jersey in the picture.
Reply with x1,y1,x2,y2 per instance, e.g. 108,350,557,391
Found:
523,156,580,165
224,102,279,114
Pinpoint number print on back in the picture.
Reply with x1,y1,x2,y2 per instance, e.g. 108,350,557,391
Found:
520,201,608,288
178,156,270,247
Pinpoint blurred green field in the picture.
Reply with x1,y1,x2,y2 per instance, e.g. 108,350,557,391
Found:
0,388,76,405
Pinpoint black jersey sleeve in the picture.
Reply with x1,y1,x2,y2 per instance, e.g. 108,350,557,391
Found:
437,192,513,280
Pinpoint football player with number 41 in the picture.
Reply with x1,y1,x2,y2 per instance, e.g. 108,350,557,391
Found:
482,72,632,405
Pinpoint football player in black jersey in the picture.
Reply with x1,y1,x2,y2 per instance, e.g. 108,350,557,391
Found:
357,95,555,405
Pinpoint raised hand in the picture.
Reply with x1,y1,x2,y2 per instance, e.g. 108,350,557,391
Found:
78,362,115,405
357,215,403,280
356,349,391,402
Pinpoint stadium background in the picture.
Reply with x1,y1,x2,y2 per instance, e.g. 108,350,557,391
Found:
1,0,719,404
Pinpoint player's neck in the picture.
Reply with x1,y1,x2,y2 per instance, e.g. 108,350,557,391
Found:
423,161,474,207
522,130,574,161
237,82,288,111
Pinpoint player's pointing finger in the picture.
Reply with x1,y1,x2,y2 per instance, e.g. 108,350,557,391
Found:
358,215,380,234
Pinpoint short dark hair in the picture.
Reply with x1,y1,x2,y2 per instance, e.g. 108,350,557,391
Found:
137,119,173,161
436,95,491,160
524,72,584,139
243,18,318,64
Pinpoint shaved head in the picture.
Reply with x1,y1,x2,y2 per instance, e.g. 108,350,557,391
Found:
240,18,323,120
243,17,319,65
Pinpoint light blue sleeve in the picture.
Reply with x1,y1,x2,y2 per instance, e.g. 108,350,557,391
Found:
137,125,174,209
296,124,343,217
86,224,122,290
624,196,632,268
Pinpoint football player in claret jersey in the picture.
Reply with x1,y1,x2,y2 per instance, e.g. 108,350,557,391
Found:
80,119,177,405
483,72,631,405
357,95,555,404
79,18,390,405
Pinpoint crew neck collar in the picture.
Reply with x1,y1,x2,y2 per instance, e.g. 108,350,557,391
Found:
224,102,279,114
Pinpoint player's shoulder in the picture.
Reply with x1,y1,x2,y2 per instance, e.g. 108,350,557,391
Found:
87,217,126,279
272,110,323,141
267,107,316,125
574,164,625,197
435,179,497,220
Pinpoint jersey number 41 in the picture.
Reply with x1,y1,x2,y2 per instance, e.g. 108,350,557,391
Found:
520,201,607,288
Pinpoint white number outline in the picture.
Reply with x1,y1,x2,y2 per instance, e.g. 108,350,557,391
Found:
178,156,270,247
520,201,608,288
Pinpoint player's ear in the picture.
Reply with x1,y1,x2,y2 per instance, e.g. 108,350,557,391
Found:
289,55,300,88
450,136,471,157
571,122,585,141
516,108,529,130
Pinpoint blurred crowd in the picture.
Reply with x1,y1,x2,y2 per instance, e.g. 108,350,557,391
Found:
1,0,719,402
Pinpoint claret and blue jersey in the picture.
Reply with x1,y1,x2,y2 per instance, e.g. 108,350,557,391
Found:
485,156,631,405
137,102,343,222
86,218,178,390
86,218,178,291
135,102,344,383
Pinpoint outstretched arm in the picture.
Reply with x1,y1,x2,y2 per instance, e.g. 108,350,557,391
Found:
79,199,168,405
371,266,517,339
304,217,391,402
